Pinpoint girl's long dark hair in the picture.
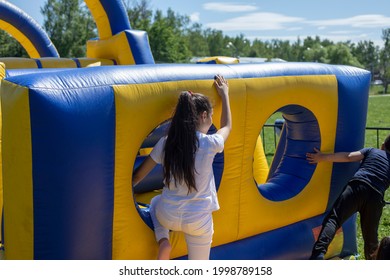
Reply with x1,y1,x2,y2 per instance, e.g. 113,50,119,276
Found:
163,91,212,193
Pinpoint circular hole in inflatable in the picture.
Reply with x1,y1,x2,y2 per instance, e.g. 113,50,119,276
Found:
254,105,320,201
133,121,225,229
253,112,283,185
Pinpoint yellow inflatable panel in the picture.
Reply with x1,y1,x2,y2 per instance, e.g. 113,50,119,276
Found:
77,58,115,67
232,75,337,240
0,58,116,69
0,62,6,78
87,31,135,65
38,58,77,68
197,56,239,64
253,135,269,185
1,81,34,260
0,58,38,69
85,0,112,40
0,62,4,246
110,75,337,259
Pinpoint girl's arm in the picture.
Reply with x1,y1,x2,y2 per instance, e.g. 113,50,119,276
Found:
306,147,364,164
214,74,232,142
132,156,157,187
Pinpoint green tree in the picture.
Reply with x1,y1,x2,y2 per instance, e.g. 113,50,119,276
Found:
327,43,363,67
290,37,303,62
126,1,196,62
302,36,322,50
0,30,28,57
251,39,273,59
352,40,380,79
229,34,251,58
302,43,328,63
186,23,210,57
41,0,96,57
125,0,153,31
205,29,228,57
380,28,390,93
148,9,191,62
270,39,297,61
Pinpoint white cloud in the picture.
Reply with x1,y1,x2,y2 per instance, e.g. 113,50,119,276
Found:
203,2,258,13
329,30,357,35
206,12,304,31
308,14,390,28
287,27,303,31
190,12,200,22
245,33,383,48
245,35,301,42
319,33,369,42
246,33,369,44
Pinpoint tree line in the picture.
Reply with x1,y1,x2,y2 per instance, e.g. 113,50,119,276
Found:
1,0,389,92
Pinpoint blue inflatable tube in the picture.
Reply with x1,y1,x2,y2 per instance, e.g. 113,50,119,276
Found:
0,1,59,58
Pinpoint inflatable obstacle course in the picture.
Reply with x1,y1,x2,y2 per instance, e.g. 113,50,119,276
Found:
0,0,370,260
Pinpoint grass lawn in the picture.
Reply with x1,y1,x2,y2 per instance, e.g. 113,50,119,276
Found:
261,92,390,260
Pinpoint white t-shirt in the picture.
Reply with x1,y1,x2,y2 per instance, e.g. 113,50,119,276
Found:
150,131,224,213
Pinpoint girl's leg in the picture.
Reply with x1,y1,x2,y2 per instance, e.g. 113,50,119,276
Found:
183,213,213,260
360,190,383,260
310,184,359,259
157,238,172,260
150,196,171,259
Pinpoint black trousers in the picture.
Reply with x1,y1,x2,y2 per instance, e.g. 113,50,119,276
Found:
310,181,384,260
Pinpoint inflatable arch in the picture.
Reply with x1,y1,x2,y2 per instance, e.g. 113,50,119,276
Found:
1,62,370,260
0,1,58,58
0,0,154,66
84,0,154,65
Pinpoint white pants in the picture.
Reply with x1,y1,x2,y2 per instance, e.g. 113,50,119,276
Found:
149,195,214,260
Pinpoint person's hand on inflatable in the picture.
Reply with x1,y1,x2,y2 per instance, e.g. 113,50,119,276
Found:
214,74,229,98
306,147,323,164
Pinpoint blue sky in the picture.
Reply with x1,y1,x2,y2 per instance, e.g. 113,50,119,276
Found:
6,0,390,47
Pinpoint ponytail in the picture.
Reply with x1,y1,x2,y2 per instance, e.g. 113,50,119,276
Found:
164,91,212,193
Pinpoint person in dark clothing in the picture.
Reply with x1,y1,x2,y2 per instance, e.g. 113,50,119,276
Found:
374,236,390,260
306,134,390,260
